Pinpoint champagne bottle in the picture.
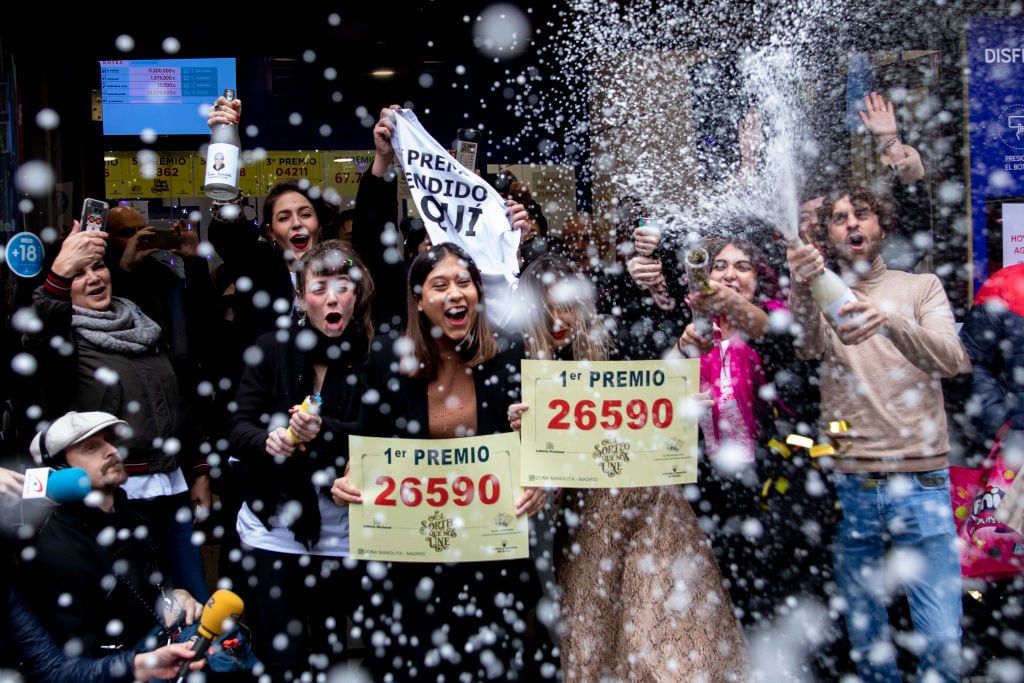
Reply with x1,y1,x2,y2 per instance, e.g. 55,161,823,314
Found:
788,238,858,330
285,394,322,443
203,88,241,200
684,247,713,337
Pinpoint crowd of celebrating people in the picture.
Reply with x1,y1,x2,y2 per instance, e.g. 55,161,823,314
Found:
1,88,1022,683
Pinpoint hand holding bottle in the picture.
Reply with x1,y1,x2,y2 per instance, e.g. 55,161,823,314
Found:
626,254,664,288
829,297,890,345
633,221,661,257
207,92,241,128
285,394,323,444
786,239,824,281
204,88,242,200
786,238,859,333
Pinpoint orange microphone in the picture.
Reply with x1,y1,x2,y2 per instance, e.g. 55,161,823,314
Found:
174,589,244,682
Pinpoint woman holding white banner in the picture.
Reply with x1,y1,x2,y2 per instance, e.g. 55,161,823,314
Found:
508,253,749,682
352,105,532,334
332,242,556,681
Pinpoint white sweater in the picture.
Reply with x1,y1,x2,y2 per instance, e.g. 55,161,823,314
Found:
790,256,966,473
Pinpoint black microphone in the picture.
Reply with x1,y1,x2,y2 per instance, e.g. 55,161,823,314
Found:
174,589,244,683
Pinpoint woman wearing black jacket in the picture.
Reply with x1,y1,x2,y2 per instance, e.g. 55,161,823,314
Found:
332,243,555,682
229,239,375,682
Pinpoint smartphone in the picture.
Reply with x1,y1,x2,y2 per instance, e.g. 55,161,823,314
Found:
144,220,182,250
456,128,480,174
80,198,110,232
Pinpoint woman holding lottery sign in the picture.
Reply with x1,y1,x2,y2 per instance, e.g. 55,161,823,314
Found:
331,242,556,682
508,253,749,682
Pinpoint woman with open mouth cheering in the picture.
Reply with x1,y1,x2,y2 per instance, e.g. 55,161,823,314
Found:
228,239,376,681
331,242,557,682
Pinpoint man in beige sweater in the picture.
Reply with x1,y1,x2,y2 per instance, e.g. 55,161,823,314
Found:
786,178,966,683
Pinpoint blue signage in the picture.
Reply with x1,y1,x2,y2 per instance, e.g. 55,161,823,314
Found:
5,231,45,278
967,16,1024,292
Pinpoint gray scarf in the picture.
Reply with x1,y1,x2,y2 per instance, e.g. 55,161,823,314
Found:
72,297,163,354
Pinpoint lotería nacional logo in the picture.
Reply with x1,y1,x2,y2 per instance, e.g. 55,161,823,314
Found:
493,512,514,530
420,510,457,553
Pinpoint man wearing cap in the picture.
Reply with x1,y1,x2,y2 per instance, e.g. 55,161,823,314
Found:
22,226,212,601
15,411,203,658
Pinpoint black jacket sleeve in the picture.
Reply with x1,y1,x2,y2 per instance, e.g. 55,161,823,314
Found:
351,171,409,333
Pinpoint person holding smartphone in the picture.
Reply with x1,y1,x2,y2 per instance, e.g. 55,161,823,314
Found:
21,221,214,603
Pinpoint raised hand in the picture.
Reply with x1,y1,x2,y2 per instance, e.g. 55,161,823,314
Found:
858,91,898,141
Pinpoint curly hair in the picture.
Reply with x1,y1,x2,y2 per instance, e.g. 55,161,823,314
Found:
702,234,781,305
816,177,896,241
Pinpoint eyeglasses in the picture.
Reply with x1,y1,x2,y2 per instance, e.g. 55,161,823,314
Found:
830,205,874,226
711,259,753,272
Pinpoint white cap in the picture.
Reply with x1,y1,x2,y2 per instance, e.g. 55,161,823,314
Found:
29,411,129,466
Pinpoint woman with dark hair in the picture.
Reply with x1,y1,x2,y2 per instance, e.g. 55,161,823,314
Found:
671,235,842,677
208,176,337,347
228,239,375,681
509,253,749,682
205,95,350,590
332,242,556,681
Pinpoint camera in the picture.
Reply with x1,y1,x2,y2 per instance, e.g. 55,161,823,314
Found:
144,220,182,250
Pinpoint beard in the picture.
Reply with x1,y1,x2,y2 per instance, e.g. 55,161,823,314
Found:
832,237,883,271
100,460,128,487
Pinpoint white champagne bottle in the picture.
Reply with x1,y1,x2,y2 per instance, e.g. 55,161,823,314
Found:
203,88,241,200
789,238,858,330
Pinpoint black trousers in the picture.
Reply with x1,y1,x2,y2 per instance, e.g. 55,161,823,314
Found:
240,547,359,682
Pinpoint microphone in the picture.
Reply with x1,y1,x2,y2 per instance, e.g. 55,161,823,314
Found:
22,467,91,504
174,589,244,683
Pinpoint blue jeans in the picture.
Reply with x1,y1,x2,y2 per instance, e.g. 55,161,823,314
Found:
132,492,210,601
831,469,962,683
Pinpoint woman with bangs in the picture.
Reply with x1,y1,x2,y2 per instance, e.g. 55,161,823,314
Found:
671,232,841,677
508,253,748,682
332,242,557,682
228,239,375,681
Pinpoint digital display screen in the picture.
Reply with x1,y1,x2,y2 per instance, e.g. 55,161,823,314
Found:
99,57,236,136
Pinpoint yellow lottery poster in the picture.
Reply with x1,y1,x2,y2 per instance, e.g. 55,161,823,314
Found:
348,432,529,563
123,152,195,198
520,359,700,488
324,150,374,203
259,151,324,193
103,153,130,199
